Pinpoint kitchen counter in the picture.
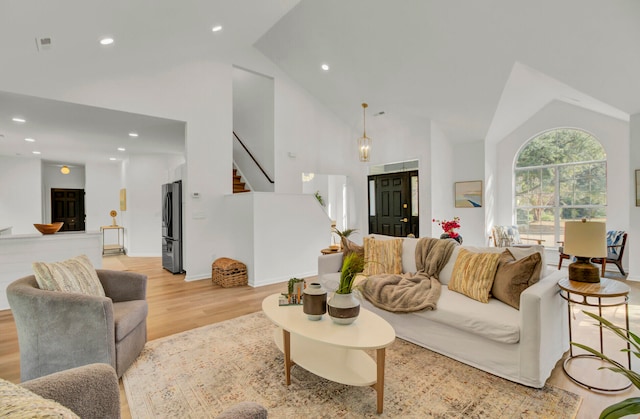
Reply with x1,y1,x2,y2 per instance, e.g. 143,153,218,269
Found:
0,231,102,310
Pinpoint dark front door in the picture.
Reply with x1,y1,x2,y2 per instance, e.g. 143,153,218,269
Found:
368,171,419,237
51,188,85,232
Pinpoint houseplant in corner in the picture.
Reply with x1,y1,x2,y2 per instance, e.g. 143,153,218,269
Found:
327,252,365,325
571,310,640,419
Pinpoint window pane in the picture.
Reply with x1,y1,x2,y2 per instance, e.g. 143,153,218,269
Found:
558,208,607,243
517,208,555,246
411,176,419,217
369,180,376,216
515,129,606,246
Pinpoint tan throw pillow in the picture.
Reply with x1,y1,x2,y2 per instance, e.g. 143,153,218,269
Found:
363,237,403,275
448,249,502,303
33,254,105,297
0,377,80,418
492,249,542,309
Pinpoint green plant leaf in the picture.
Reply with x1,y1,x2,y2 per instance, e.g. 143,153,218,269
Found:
582,311,640,353
600,397,640,419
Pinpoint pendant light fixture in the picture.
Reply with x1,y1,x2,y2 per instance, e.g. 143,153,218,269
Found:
60,165,70,175
358,103,371,162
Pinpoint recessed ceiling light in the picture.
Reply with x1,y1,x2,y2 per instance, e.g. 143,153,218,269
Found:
128,132,138,137
24,138,36,142
32,151,41,155
321,64,330,71
12,117,26,123
211,25,223,32
117,147,126,151
100,37,114,46
109,157,117,161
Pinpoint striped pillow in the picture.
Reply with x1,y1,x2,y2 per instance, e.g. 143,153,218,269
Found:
33,254,105,297
363,237,403,275
448,249,502,303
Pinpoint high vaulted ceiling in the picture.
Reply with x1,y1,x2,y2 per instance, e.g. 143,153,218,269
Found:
256,0,639,142
0,0,638,165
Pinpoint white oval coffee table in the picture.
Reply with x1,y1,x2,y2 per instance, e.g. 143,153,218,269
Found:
262,293,395,414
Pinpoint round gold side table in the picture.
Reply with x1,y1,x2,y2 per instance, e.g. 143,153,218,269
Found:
558,277,631,392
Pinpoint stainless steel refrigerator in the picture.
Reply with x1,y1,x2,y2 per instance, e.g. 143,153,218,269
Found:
162,181,183,273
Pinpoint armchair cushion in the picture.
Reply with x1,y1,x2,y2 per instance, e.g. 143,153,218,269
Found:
606,230,625,259
32,254,105,297
113,300,148,341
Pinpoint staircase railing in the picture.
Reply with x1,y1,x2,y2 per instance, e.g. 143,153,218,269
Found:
233,131,274,184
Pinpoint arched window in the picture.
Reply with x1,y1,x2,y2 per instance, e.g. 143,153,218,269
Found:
514,128,606,247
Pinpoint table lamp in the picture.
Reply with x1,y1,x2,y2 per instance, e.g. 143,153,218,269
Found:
563,219,607,283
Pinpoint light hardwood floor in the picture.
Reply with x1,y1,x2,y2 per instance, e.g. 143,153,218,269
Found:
1,255,638,419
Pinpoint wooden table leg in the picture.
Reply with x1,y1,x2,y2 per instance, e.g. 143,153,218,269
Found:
376,348,385,414
283,329,291,385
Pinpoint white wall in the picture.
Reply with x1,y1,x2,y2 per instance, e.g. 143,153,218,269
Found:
453,141,486,246
233,66,275,191
222,192,329,286
84,162,122,232
496,100,630,272
629,113,640,280
430,123,454,238
0,156,41,235
126,155,181,257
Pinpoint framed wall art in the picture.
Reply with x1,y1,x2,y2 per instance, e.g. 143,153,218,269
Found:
455,180,483,208
120,188,127,211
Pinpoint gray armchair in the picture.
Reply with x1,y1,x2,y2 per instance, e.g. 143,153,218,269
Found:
7,269,148,381
20,363,121,418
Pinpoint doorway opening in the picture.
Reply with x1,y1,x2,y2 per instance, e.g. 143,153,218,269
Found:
51,188,85,232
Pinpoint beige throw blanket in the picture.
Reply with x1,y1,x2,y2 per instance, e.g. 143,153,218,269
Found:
361,237,458,312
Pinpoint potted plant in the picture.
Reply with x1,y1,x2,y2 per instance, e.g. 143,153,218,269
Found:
327,252,365,325
332,227,360,252
571,310,640,419
433,217,462,244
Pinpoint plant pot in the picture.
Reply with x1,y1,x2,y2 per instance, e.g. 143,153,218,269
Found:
440,233,463,244
327,292,360,325
303,283,327,321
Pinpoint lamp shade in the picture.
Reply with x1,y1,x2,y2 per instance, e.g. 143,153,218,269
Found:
563,220,607,258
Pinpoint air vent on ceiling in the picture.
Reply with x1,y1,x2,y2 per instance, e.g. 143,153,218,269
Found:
35,37,52,52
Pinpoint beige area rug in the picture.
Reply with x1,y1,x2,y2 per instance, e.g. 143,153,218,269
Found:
124,312,581,418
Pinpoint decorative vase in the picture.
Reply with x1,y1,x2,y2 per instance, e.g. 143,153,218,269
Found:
327,292,360,325
303,283,327,321
440,233,463,244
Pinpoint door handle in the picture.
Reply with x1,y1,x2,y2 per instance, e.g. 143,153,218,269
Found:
400,218,408,222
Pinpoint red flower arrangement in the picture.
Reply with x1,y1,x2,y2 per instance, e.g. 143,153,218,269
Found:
433,217,461,238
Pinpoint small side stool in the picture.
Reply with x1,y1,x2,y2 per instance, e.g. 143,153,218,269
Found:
212,258,248,287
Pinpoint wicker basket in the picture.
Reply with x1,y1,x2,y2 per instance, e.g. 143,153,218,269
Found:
211,257,248,287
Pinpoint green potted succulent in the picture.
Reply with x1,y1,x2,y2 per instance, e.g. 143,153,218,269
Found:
571,310,640,419
327,252,365,325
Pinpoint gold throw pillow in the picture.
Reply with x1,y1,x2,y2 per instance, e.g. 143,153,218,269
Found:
363,237,403,275
448,249,502,303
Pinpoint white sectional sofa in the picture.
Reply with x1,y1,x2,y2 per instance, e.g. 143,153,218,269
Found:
317,234,568,388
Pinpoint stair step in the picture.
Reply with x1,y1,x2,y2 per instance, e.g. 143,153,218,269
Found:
232,169,250,193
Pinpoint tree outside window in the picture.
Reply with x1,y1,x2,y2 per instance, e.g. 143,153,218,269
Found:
514,129,606,247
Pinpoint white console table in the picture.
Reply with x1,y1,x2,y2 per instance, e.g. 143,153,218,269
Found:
0,231,102,310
